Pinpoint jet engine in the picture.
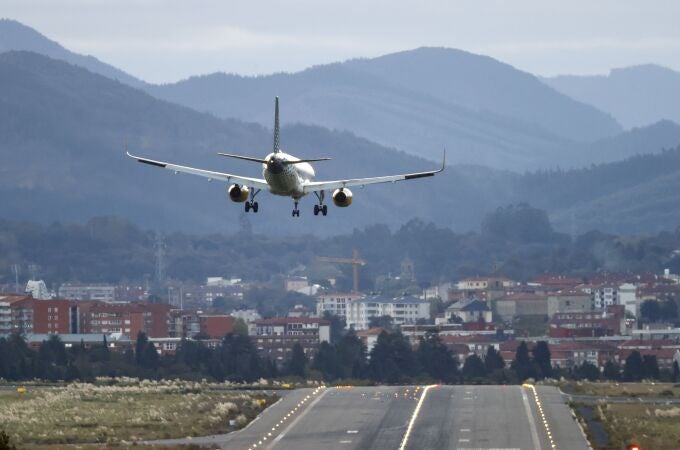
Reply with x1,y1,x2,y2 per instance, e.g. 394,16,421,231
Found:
332,188,353,207
228,184,249,202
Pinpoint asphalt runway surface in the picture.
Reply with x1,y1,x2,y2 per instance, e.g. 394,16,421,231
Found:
152,385,590,449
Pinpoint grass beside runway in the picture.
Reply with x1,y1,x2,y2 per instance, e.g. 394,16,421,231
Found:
1,379,277,448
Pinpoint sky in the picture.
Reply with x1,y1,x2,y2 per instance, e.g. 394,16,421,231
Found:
3,0,680,84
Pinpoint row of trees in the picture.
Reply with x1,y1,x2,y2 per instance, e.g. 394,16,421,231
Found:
2,331,679,384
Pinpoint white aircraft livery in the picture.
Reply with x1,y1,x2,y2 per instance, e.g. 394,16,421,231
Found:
127,97,445,217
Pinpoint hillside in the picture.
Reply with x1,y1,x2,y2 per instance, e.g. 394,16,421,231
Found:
1,51,680,235
146,48,622,171
0,18,144,88
543,64,680,129
0,51,517,235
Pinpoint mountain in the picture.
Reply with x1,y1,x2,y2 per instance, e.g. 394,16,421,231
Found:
543,64,680,129
0,50,516,235
1,52,679,236
0,18,145,88
146,48,622,171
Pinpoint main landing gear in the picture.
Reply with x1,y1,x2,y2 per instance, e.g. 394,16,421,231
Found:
245,188,261,213
292,200,300,217
313,191,328,216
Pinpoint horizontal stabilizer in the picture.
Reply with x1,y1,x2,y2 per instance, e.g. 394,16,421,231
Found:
217,152,268,164
283,158,331,165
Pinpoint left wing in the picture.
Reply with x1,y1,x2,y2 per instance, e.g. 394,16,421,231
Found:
303,151,445,193
127,152,270,190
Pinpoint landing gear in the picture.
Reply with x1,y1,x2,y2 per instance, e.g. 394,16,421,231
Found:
313,191,327,216
245,189,261,213
292,200,300,217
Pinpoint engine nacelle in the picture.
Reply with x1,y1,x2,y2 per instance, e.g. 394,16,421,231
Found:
332,188,353,207
228,184,249,203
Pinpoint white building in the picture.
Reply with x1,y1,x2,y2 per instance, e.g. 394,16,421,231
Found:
315,292,363,318
58,283,115,302
346,296,430,330
445,299,492,323
25,280,52,300
618,283,638,317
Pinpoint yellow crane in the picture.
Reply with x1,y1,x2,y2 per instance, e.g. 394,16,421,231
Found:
317,249,366,293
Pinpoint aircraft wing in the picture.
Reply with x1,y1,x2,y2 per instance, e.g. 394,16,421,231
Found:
126,152,270,190
303,151,445,193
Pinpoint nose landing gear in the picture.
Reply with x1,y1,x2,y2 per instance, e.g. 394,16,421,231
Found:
292,200,300,217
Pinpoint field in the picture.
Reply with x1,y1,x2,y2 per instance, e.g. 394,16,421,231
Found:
0,378,278,448
568,381,680,397
567,382,680,449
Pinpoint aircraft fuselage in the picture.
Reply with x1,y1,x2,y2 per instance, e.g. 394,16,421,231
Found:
262,151,315,198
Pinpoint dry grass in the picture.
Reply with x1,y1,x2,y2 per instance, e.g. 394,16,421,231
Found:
590,402,680,449
570,381,680,398
0,379,277,448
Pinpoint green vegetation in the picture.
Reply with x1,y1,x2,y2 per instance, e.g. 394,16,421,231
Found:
0,379,275,447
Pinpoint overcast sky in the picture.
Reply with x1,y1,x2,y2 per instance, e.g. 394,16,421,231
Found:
4,0,680,83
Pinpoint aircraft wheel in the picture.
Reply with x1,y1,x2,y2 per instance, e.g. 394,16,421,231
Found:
322,205,328,216
314,205,319,216
245,202,251,212
253,202,259,213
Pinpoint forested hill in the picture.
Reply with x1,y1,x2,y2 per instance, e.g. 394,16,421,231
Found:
146,47,622,170
2,209,680,288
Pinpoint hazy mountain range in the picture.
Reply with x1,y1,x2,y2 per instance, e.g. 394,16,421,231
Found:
544,64,680,130
2,19,680,235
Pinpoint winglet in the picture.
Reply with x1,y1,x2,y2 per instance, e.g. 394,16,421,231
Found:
273,96,281,153
441,149,446,172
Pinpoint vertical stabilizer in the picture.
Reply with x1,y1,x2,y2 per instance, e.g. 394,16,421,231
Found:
273,96,281,153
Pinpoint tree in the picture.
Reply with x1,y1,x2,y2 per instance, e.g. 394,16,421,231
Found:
135,332,149,366
336,330,367,379
215,333,263,382
661,298,679,322
532,341,552,379
640,300,661,322
232,318,249,336
312,342,339,381
642,354,660,380
323,311,347,344
417,333,458,383
575,361,599,381
368,331,419,383
287,343,308,378
603,360,620,380
368,315,394,332
511,341,535,382
623,351,644,381
673,361,680,383
484,346,505,374
462,354,487,381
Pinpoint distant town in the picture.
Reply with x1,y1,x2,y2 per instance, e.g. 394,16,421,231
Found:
3,263,680,377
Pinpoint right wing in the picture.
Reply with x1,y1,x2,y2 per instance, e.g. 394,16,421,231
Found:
127,152,270,190
303,151,445,193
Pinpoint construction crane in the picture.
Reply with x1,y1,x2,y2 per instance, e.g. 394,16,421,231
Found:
317,249,366,293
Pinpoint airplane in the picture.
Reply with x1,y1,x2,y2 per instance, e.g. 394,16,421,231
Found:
127,97,445,217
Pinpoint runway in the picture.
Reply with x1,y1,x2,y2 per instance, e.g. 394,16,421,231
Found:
151,385,590,449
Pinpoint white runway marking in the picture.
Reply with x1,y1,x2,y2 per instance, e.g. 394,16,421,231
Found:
520,387,542,450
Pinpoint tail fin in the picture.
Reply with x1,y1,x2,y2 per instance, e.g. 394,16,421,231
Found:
273,96,281,153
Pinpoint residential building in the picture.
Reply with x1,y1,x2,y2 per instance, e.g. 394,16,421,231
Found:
168,309,200,338
252,317,330,363
284,276,309,292
83,303,170,337
547,292,592,317
32,299,81,334
345,296,430,330
315,292,363,318
199,315,234,338
549,305,626,338
356,327,383,354
445,299,492,323
59,283,115,302
495,293,548,321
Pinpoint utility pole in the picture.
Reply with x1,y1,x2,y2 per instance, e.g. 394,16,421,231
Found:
11,264,20,293
154,231,165,285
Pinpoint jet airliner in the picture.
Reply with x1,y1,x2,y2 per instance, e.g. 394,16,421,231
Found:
127,97,445,217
